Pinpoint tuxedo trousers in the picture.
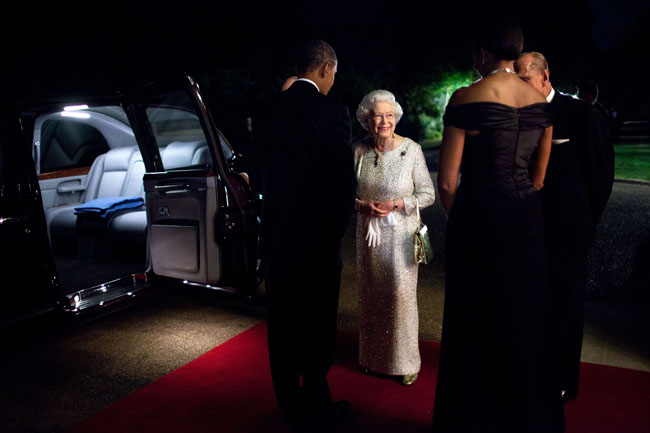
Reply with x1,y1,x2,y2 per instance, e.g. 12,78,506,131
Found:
264,249,343,419
542,180,594,401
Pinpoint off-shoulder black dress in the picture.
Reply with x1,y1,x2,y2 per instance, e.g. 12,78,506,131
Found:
432,102,565,432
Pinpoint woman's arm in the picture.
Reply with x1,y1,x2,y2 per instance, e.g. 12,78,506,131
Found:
395,147,436,215
438,125,465,216
530,125,553,190
356,198,389,217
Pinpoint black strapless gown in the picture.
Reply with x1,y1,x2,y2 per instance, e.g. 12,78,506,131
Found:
432,103,565,433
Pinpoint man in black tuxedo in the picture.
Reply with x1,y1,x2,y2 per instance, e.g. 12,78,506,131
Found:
515,52,614,403
256,39,356,431
577,78,618,209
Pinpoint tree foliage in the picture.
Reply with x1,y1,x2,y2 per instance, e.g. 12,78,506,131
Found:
405,67,478,140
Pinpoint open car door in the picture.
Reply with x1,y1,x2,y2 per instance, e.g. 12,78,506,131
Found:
0,117,60,323
123,75,259,296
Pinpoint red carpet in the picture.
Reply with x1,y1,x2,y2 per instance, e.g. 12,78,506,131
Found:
68,322,650,433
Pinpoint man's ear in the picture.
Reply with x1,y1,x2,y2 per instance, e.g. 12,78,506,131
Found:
320,63,331,78
543,70,550,85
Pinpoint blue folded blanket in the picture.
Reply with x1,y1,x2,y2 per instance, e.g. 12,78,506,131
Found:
75,196,144,219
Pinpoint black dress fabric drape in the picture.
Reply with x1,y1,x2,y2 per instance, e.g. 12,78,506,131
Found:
432,102,565,433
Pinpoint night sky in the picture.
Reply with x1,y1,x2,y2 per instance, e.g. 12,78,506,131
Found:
3,0,648,119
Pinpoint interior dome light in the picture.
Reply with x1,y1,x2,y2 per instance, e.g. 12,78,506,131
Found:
61,111,91,119
63,104,89,111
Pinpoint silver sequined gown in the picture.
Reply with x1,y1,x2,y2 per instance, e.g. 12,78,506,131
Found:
353,137,435,376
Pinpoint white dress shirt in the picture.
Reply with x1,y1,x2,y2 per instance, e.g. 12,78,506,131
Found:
547,87,570,145
295,78,319,93
546,87,556,103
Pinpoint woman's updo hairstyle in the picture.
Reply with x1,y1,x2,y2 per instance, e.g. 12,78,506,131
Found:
472,16,523,61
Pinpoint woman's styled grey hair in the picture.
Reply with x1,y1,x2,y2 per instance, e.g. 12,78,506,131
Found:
356,89,404,131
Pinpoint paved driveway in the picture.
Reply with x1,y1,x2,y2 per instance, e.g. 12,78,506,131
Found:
588,179,650,300
422,148,650,302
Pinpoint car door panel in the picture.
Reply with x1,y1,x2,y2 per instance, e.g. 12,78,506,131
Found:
39,175,87,209
121,75,259,294
145,171,221,284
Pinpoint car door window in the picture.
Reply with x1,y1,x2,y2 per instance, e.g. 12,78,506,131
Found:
39,119,110,173
146,106,214,170
33,106,134,176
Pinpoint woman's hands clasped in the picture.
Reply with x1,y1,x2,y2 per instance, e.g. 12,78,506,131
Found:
356,199,397,217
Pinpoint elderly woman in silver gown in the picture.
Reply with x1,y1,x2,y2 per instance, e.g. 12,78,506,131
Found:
353,89,436,385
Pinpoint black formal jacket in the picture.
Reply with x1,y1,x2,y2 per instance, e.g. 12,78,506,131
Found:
584,99,615,223
256,80,356,262
543,90,614,230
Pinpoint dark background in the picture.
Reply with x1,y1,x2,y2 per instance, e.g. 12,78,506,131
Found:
3,0,648,142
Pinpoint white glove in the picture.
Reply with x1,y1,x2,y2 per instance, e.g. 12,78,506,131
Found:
365,217,381,247
380,212,398,227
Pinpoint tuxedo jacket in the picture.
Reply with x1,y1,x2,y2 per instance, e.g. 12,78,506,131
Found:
256,81,356,262
584,99,615,223
542,90,613,231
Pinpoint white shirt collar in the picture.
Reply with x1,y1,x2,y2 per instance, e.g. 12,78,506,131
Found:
546,87,556,103
295,78,320,93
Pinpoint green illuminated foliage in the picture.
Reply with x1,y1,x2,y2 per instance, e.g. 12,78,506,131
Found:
405,68,478,139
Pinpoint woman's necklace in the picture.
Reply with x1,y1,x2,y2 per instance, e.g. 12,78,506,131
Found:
488,67,514,76
374,137,394,167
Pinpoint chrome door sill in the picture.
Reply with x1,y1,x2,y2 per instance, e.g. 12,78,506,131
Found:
61,273,152,314
178,279,240,294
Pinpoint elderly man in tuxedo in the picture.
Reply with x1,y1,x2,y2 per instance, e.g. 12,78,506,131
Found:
515,52,614,403
256,40,356,431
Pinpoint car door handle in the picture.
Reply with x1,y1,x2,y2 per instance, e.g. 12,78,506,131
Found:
154,184,192,194
57,185,86,193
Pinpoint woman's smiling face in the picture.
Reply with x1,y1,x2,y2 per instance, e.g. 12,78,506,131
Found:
369,101,395,139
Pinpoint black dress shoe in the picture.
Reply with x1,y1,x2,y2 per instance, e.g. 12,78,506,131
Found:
328,400,351,419
296,401,351,433
560,389,577,405
311,401,351,424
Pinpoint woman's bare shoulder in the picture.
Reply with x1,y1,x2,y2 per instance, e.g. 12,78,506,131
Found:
462,74,548,107
507,74,547,104
448,84,478,106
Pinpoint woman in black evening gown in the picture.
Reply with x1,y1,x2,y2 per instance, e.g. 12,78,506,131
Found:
432,20,565,433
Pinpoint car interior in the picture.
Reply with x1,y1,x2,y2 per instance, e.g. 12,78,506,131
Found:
31,103,221,296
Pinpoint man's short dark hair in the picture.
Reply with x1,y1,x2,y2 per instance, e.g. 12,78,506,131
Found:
472,16,524,61
296,39,337,76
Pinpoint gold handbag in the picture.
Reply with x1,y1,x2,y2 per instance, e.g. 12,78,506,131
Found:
414,199,433,264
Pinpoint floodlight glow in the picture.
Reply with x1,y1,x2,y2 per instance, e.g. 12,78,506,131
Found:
61,111,91,119
64,104,89,111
